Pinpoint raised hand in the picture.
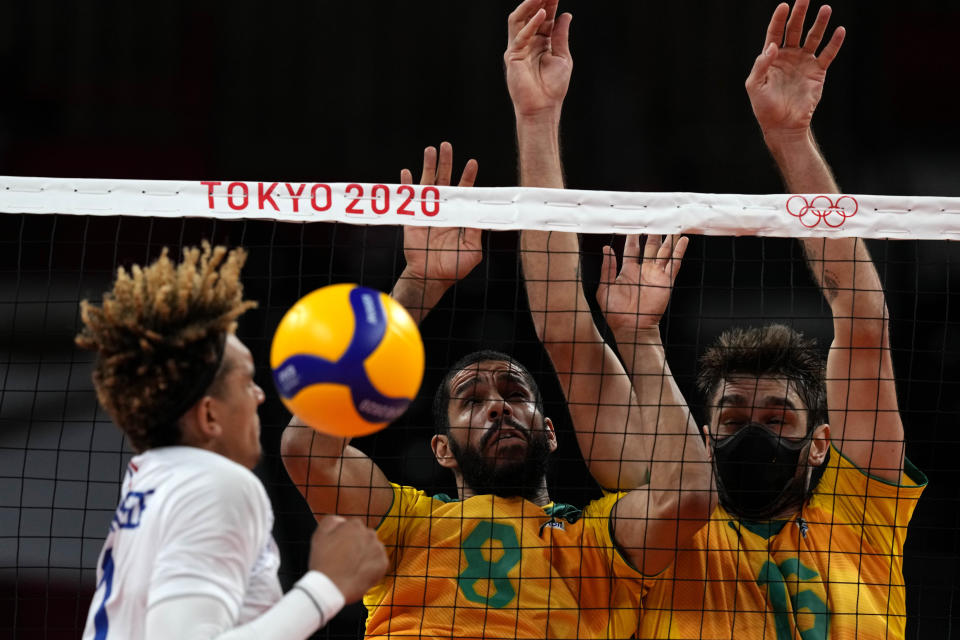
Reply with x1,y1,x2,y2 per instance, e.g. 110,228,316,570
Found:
745,0,845,137
400,142,481,286
596,235,688,338
505,0,573,119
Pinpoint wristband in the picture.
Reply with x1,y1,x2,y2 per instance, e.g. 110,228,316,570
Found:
293,571,346,628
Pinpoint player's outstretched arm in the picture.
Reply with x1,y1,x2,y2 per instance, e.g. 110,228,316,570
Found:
598,236,714,575
507,0,649,488
595,235,709,489
281,420,394,528
747,0,903,480
282,143,479,524
144,516,388,639
390,142,481,324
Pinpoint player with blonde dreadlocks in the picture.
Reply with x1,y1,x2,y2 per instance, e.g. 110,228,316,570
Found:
79,243,388,640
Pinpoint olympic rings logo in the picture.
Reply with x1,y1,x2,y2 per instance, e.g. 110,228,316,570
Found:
785,195,858,228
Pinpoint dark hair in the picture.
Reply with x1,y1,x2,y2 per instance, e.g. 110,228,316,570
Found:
76,243,256,452
697,324,828,431
432,350,545,435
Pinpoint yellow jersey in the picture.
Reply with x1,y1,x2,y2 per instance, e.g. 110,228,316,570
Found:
363,486,648,639
638,446,926,640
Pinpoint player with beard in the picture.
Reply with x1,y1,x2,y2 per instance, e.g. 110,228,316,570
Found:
431,350,555,503
280,4,713,635
282,137,711,638
581,2,927,638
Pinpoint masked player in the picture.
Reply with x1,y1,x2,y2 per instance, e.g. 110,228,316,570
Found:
590,2,926,637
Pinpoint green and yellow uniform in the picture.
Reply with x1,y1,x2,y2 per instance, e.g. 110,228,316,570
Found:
638,446,926,639
363,485,647,639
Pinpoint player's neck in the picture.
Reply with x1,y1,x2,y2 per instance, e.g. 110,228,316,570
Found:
458,479,552,506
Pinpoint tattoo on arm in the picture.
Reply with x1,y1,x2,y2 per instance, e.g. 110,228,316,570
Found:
821,271,840,301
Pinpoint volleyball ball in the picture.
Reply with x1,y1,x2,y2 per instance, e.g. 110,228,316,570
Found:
270,284,425,437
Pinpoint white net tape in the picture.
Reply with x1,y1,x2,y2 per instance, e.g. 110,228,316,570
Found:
2,175,959,239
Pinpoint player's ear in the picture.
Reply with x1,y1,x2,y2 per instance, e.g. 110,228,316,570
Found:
808,423,830,466
196,395,224,439
700,425,714,462
176,396,221,446
431,433,458,469
544,417,558,452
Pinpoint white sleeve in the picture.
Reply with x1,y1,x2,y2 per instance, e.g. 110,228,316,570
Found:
147,468,270,618
145,571,346,640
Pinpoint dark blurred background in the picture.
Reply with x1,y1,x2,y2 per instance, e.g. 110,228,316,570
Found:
0,1,958,638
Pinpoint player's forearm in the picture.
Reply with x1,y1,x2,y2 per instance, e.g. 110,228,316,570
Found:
764,131,888,335
802,237,889,343
764,128,839,195
145,572,345,640
619,328,710,501
521,229,594,345
281,420,350,465
645,411,715,525
390,267,450,325
516,113,564,189
613,326,695,439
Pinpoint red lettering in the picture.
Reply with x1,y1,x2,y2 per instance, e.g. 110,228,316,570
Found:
345,184,364,214
284,183,306,213
201,181,221,208
397,185,416,215
421,186,440,217
227,182,248,211
311,184,332,211
258,182,279,211
371,184,389,214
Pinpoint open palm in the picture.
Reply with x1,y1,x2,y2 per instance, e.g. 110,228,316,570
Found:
746,1,845,134
597,235,688,336
401,143,481,285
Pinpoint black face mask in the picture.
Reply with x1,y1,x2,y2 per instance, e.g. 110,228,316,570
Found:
711,423,811,520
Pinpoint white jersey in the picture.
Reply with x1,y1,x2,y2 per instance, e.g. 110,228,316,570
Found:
82,446,282,640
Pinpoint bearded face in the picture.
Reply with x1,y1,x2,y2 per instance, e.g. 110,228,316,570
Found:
440,359,556,501
446,418,553,501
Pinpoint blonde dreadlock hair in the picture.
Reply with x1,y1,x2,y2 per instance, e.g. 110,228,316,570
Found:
76,243,257,452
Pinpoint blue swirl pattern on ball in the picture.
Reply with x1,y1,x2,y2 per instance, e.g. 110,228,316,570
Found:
272,286,411,423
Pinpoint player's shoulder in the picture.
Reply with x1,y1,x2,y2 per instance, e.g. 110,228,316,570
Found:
138,447,268,506
580,490,626,519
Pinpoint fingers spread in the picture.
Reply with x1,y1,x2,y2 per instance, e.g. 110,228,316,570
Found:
599,246,615,284
642,234,662,263
802,4,832,53
669,236,690,279
623,234,642,264
764,3,790,48
783,0,810,48
458,158,479,188
817,26,845,69
400,168,413,185
437,141,454,186
420,147,438,185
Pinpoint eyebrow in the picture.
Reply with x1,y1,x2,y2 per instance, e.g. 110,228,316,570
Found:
496,372,530,388
451,377,479,400
717,394,798,411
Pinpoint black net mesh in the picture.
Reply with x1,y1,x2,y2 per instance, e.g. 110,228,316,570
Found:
1,212,957,638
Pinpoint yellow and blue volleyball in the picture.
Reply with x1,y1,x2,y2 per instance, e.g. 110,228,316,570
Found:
270,284,425,437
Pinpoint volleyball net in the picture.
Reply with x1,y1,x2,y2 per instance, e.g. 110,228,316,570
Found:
1,179,958,638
